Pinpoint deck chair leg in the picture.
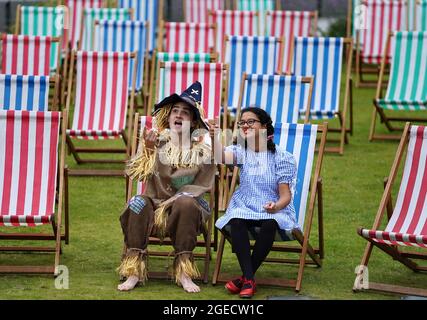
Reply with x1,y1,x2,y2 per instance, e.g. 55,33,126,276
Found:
66,135,83,164
317,178,324,259
349,78,354,136
212,233,226,285
64,167,70,245
369,107,378,141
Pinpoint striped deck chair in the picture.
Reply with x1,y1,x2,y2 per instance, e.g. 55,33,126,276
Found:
354,123,427,297
356,0,408,88
0,110,68,274
266,10,318,74
224,35,284,117
183,0,225,23
125,113,218,283
236,73,313,127
157,21,216,54
1,34,61,76
94,19,148,103
292,37,353,155
370,31,427,141
0,74,59,111
79,8,133,50
235,0,278,35
65,51,137,175
347,0,364,46
415,0,427,30
16,5,65,73
117,0,163,53
212,122,328,292
148,51,218,111
154,61,228,127
209,10,259,61
65,0,106,50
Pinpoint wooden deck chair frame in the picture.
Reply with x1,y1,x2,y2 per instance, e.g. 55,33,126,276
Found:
77,7,134,51
354,0,408,88
0,109,69,275
354,122,427,297
289,37,354,155
369,31,427,141
123,113,219,284
0,74,60,111
64,50,138,177
218,73,315,211
93,19,150,112
156,20,218,54
212,123,328,292
147,51,219,116
265,10,318,74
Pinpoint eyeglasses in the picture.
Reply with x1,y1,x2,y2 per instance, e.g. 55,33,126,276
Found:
237,119,261,128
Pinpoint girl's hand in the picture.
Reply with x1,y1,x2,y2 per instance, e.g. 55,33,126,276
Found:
263,201,279,213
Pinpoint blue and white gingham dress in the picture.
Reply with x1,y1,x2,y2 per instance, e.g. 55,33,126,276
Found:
215,144,300,232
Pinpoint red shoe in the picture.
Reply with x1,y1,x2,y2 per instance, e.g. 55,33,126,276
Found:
225,276,244,294
239,278,256,298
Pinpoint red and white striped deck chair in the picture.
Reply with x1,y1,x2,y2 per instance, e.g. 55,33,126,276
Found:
209,10,259,61
356,0,408,88
1,34,61,76
65,51,137,175
157,21,216,54
153,61,228,129
355,123,427,297
183,0,225,23
0,110,68,275
266,10,318,74
65,0,106,50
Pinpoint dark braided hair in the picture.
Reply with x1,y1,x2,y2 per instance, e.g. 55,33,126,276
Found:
240,107,276,153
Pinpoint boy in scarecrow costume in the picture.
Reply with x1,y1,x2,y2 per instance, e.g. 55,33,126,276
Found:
117,81,215,293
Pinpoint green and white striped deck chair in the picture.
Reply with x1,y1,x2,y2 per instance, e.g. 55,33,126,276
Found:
415,0,427,30
235,0,278,35
370,31,427,140
147,51,217,112
79,7,133,50
16,5,65,73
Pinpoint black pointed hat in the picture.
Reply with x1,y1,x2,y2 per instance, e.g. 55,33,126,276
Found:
152,81,208,130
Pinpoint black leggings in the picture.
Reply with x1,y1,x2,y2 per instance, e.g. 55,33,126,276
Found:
229,218,278,281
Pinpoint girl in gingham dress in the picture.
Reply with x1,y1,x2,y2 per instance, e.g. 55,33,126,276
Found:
209,107,299,298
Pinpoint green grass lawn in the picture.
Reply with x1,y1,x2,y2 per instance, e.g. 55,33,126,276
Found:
2,70,427,300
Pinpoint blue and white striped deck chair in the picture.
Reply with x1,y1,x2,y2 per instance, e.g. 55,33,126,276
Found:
415,0,427,30
292,36,353,155
370,31,427,140
0,74,58,111
94,19,148,95
236,73,313,129
117,0,163,54
212,122,328,291
79,7,133,50
224,35,284,118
